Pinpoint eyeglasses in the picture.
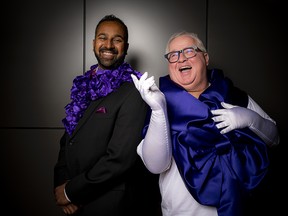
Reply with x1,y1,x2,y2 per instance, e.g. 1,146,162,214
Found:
164,46,202,63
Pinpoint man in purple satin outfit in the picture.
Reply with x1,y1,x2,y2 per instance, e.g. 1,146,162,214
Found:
132,31,280,216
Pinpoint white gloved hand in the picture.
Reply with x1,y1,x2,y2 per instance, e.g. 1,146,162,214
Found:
131,72,166,111
211,102,259,134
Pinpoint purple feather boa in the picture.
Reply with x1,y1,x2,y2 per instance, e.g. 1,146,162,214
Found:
62,62,142,135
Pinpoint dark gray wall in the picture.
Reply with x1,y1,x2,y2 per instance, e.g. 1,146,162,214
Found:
1,0,285,215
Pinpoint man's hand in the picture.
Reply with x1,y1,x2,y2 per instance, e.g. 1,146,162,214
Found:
54,182,80,214
211,102,257,134
61,203,79,215
131,72,166,111
54,182,70,206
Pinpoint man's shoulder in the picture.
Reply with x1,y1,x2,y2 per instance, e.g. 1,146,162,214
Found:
108,81,140,100
118,81,138,93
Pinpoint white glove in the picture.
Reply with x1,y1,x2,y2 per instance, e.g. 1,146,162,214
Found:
131,72,172,173
131,72,166,111
211,101,279,147
211,102,260,134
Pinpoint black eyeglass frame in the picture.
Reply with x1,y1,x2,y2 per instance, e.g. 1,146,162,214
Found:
164,45,203,63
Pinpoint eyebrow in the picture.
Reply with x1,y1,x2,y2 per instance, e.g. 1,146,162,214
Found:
169,45,198,52
97,32,124,39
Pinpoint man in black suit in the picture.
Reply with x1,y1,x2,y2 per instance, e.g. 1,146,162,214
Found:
54,14,160,216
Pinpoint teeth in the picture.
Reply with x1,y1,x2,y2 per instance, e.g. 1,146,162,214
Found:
180,66,191,69
179,66,191,72
103,51,113,55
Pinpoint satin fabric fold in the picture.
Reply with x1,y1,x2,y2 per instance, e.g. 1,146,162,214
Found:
159,69,269,216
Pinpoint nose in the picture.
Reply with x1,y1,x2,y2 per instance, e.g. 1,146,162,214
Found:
104,39,115,49
178,51,187,62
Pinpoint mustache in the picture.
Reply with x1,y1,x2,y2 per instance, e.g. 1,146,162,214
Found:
99,47,118,54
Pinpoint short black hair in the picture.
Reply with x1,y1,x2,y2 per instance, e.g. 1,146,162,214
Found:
95,14,129,43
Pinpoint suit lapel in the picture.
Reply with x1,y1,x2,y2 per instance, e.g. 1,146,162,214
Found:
70,98,104,138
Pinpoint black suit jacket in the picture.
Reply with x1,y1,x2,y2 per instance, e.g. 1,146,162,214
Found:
54,82,161,216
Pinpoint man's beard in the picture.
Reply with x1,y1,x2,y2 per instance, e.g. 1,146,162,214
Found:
95,51,126,70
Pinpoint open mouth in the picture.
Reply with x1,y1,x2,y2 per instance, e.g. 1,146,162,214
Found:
101,51,115,59
179,66,192,72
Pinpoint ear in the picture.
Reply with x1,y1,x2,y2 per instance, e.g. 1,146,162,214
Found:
125,42,129,55
204,52,209,66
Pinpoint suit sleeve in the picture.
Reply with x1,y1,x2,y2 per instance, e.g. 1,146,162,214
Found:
53,132,70,188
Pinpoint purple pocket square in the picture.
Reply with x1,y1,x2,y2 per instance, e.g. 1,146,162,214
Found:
96,106,107,113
